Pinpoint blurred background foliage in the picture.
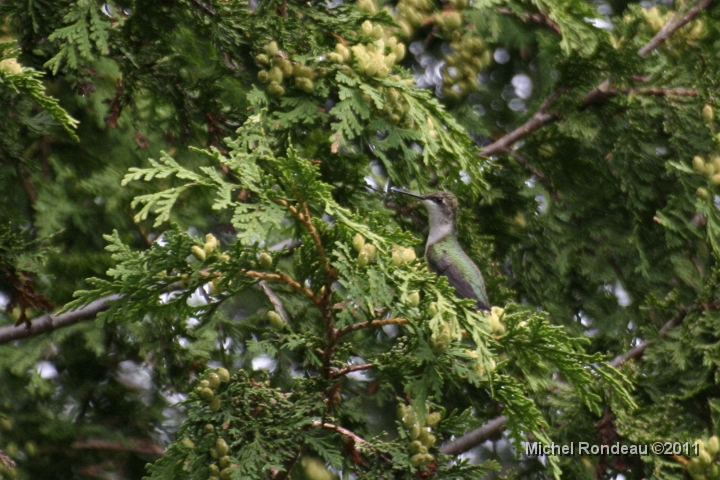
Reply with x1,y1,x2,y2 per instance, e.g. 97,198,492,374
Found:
1,0,720,478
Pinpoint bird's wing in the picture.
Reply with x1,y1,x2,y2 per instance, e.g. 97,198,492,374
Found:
427,242,490,311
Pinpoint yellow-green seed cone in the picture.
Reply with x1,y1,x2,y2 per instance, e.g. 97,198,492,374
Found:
191,245,206,261
217,367,230,383
425,412,441,427
208,373,220,389
402,248,416,262
708,435,719,455
216,438,229,456
406,291,420,307
361,243,377,262
259,252,273,269
703,104,714,123
267,311,285,329
353,233,365,252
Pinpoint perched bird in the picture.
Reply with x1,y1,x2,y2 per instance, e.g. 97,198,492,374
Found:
392,188,490,311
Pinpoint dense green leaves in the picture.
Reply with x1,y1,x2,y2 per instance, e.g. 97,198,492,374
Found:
3,0,720,479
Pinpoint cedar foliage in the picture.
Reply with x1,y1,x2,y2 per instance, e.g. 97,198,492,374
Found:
0,0,718,479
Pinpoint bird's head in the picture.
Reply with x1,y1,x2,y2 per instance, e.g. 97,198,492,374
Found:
391,188,458,231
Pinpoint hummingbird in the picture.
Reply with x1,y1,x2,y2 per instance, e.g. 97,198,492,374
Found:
391,188,490,311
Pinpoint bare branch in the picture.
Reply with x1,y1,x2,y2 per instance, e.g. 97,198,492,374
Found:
299,201,334,281
439,415,508,456
259,281,291,322
272,198,334,282
312,421,368,444
481,0,712,159
335,317,408,338
0,450,16,468
244,270,317,304
483,81,699,159
190,0,216,15
610,307,690,368
583,80,698,107
0,294,122,345
638,0,714,56
330,363,374,379
619,87,698,96
479,90,562,158
496,7,562,35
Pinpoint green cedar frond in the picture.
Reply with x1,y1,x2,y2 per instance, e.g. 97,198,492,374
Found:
44,0,111,74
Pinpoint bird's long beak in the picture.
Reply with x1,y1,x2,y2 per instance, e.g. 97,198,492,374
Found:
390,187,424,199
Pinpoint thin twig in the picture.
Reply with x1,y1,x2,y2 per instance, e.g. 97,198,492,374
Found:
259,281,291,322
190,0,216,15
0,294,122,345
330,363,374,379
618,87,698,96
276,198,333,280
484,82,699,159
479,89,562,158
274,198,342,387
336,317,408,338
609,307,690,368
638,0,714,55
244,270,317,305
481,0,710,159
312,421,368,444
0,450,16,469
583,80,698,107
299,202,334,280
439,415,508,456
496,7,562,35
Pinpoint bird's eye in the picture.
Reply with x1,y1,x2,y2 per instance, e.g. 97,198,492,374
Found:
432,198,443,204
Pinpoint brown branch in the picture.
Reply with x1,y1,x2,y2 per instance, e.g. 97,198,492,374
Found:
272,198,340,386
619,87,698,96
481,0,711,159
275,198,332,279
610,307,690,368
71,438,164,456
0,450,16,468
244,270,318,305
479,90,562,158
258,281,291,322
638,0,714,56
299,202,333,281
297,202,337,374
0,294,122,345
190,0,216,15
312,421,367,444
439,415,508,456
330,363,374,379
483,81,699,159
583,80,699,107
496,7,562,35
336,317,409,338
